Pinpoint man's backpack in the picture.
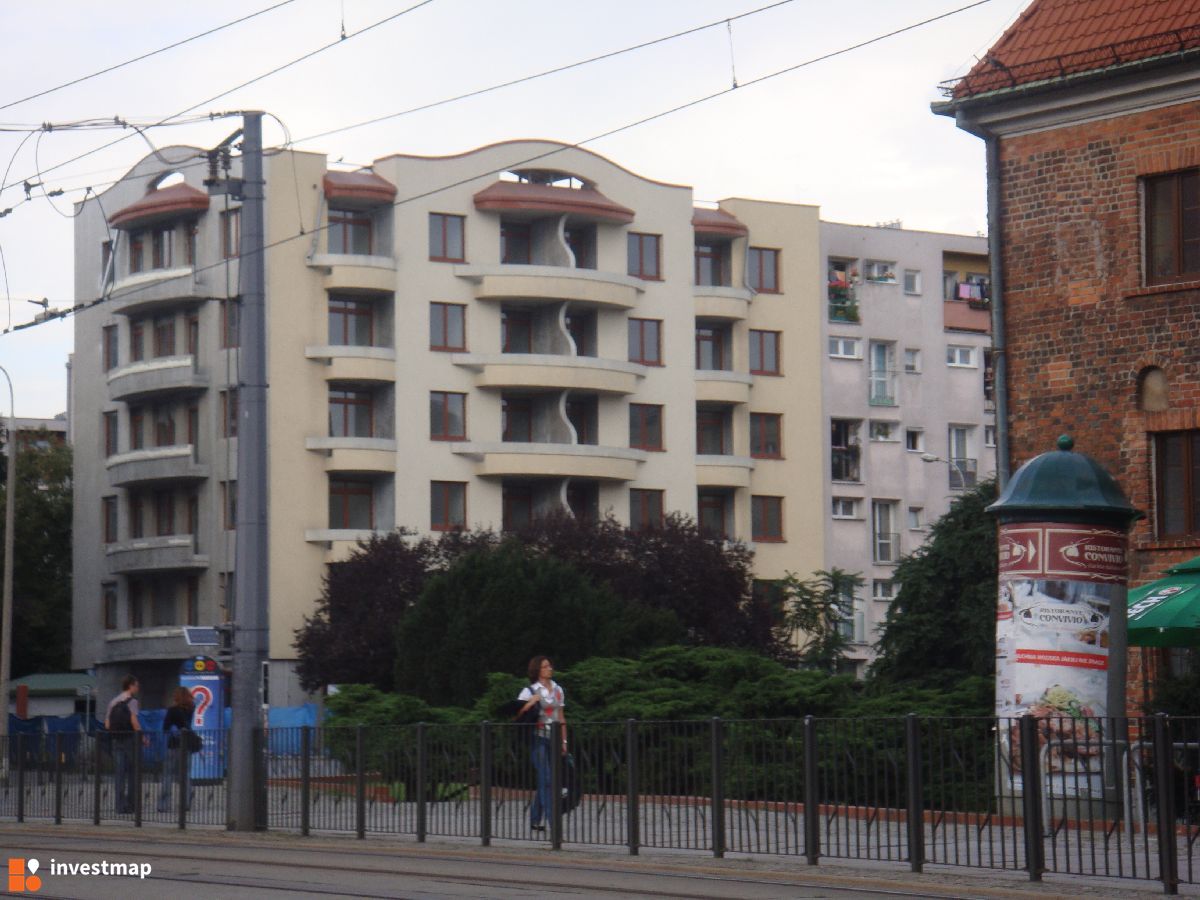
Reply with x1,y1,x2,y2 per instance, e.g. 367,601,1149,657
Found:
108,698,133,733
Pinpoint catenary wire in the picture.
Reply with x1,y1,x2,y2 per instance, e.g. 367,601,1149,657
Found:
1,0,993,335
0,0,439,201
0,0,301,113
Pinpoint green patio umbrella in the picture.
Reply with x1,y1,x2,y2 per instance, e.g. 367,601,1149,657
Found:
1127,555,1200,647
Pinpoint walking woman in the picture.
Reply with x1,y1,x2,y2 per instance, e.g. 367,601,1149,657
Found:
157,686,196,813
517,656,566,833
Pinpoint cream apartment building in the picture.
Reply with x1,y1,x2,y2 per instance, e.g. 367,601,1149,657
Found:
72,140,825,702
821,221,994,673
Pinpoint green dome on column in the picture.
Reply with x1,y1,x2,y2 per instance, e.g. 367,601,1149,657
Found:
987,434,1143,527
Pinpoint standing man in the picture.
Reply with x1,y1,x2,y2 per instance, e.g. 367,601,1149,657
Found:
105,675,142,815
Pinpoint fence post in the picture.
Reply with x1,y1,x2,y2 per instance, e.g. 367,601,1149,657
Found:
711,717,725,859
804,716,819,865
133,734,142,828
253,727,268,831
1018,714,1044,881
905,714,924,873
92,731,102,825
480,721,492,847
177,738,187,830
53,733,63,825
626,719,639,856
300,726,311,838
415,722,427,843
355,724,366,840
1153,713,1179,895
15,734,23,823
550,721,563,850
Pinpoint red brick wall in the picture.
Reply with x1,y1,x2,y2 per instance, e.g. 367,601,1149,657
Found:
999,99,1200,586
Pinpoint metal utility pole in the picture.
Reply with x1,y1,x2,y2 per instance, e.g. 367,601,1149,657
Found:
228,111,268,831
0,365,14,752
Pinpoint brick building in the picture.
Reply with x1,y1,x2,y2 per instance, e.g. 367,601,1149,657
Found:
935,0,1200,705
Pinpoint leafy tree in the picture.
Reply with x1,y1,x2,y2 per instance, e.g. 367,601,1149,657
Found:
395,541,682,706
781,568,862,672
870,479,998,686
0,438,72,676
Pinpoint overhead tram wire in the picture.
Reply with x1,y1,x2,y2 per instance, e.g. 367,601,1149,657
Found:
1,0,993,336
0,0,301,113
0,0,440,201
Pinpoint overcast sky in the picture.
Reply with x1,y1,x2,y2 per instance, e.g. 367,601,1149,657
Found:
0,0,1027,417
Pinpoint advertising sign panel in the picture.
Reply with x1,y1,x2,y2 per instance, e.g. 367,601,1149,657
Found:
180,656,225,781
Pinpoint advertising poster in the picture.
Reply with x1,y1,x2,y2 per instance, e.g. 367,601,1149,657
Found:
180,656,225,782
996,523,1126,792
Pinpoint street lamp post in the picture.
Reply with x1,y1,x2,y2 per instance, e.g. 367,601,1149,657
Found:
921,452,967,491
0,365,16,751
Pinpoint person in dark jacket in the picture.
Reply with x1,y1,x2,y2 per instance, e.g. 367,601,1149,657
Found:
157,686,196,813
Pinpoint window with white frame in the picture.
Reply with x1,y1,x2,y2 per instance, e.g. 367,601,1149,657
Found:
872,579,895,601
907,506,924,530
946,345,975,367
869,420,899,442
903,270,921,294
831,497,858,519
864,260,896,283
828,337,861,359
905,429,924,452
985,424,997,447
904,348,921,373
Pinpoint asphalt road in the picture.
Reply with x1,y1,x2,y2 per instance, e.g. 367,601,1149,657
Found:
0,824,1194,899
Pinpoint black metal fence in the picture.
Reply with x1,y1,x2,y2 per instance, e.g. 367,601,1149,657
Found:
3,715,1199,893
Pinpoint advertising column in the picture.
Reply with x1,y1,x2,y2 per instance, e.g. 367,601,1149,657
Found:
180,656,225,782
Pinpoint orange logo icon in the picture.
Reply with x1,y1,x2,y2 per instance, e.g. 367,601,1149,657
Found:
8,858,41,892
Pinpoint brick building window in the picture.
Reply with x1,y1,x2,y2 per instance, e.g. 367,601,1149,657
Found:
430,481,466,531
1145,169,1199,285
630,488,663,532
429,213,465,262
747,247,780,293
430,302,466,351
1155,430,1200,537
629,403,663,451
628,318,662,365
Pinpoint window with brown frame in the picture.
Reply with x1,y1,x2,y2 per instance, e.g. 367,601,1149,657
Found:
186,314,199,356
129,231,145,274
750,413,782,459
103,411,118,457
329,477,374,529
429,213,465,262
1145,169,1200,285
695,323,730,371
500,221,531,264
102,496,118,544
186,577,199,627
153,406,175,447
630,488,664,532
747,247,780,293
129,407,145,450
221,389,239,438
102,584,118,631
328,296,375,346
430,302,466,351
501,396,533,443
430,391,466,441
1155,430,1200,537
501,309,533,353
150,226,173,269
502,483,533,532
749,329,781,375
188,404,199,447
629,403,663,451
220,208,240,260
222,481,236,530
565,311,596,357
187,494,199,537
329,208,372,255
430,481,466,532
153,317,175,357
567,482,599,522
330,388,374,438
183,222,197,266
221,299,240,349
155,491,175,536
694,241,730,287
752,495,784,542
130,493,146,539
627,232,661,279
696,407,731,455
130,321,145,362
566,396,598,445
628,318,662,365
129,580,144,629
103,325,119,371
698,489,729,539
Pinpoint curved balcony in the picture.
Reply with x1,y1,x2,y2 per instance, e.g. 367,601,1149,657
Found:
694,370,753,405
307,253,396,293
455,264,643,309
107,535,207,575
452,442,644,481
453,353,643,394
305,437,396,473
108,357,208,402
106,446,207,487
304,345,396,382
108,267,205,316
694,285,752,320
696,455,755,488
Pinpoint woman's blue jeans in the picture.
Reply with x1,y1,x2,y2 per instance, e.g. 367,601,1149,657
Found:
529,736,552,827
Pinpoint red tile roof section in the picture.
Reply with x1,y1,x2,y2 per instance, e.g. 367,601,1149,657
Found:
472,181,634,224
954,0,1200,98
110,183,210,230
322,171,397,207
691,207,749,238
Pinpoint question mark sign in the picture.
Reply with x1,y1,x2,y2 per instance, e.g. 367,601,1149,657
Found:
191,685,212,727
